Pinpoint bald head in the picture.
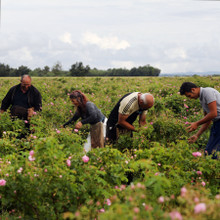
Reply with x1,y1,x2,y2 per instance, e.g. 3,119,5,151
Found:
20,75,32,93
21,75,31,81
139,93,154,109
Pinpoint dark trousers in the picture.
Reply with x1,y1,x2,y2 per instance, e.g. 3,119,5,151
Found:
205,120,220,159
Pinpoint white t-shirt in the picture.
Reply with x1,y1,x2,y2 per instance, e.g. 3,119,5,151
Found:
199,87,220,121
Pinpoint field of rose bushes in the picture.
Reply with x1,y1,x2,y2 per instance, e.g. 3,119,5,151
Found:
0,76,219,220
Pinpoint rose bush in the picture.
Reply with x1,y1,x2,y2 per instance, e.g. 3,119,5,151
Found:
0,76,219,219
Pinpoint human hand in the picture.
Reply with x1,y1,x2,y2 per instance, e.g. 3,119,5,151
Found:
188,135,198,143
27,108,34,120
186,122,198,132
139,121,146,127
75,121,82,129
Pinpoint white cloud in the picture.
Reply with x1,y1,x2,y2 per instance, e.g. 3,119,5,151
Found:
164,47,187,60
8,47,33,62
1,0,220,73
82,32,130,50
59,32,72,45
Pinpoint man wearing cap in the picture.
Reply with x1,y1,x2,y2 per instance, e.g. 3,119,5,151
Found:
1,75,42,125
179,82,220,159
106,92,154,143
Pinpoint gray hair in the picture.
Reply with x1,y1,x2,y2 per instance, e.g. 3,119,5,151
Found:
140,93,154,104
21,75,31,81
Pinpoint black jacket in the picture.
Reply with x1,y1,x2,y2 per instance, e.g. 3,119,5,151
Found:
1,84,42,112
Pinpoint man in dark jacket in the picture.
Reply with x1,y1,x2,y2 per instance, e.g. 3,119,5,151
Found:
1,75,42,121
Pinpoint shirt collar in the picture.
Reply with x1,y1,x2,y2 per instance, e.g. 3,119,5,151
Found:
199,87,203,101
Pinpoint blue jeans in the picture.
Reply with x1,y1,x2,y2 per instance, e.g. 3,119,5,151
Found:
205,120,220,159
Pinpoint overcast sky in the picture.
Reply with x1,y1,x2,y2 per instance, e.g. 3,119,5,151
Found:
0,0,220,73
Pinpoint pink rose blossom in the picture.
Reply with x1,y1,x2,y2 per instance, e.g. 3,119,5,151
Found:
56,129,61,134
170,194,175,199
82,155,89,163
44,169,48,172
192,152,202,157
106,199,111,206
133,207,140,213
201,181,206,186
28,156,35,161
75,211,80,217
24,120,28,124
196,171,202,175
136,183,142,188
66,159,71,167
99,208,105,213
0,179,6,186
215,194,220,199
158,196,164,203
184,103,189,108
17,167,23,173
158,163,161,166
130,184,135,190
194,197,200,203
155,172,159,176
169,211,182,220
181,187,187,197
74,129,79,133
194,203,206,214
29,150,34,157
197,152,202,157
120,185,126,190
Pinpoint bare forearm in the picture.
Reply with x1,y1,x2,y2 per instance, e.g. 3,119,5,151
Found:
197,112,216,126
139,113,146,127
118,121,135,131
196,121,211,137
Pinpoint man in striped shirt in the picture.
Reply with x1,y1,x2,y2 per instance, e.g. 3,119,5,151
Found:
106,92,154,143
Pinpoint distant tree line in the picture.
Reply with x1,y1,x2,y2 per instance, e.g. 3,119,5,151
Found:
0,62,161,77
